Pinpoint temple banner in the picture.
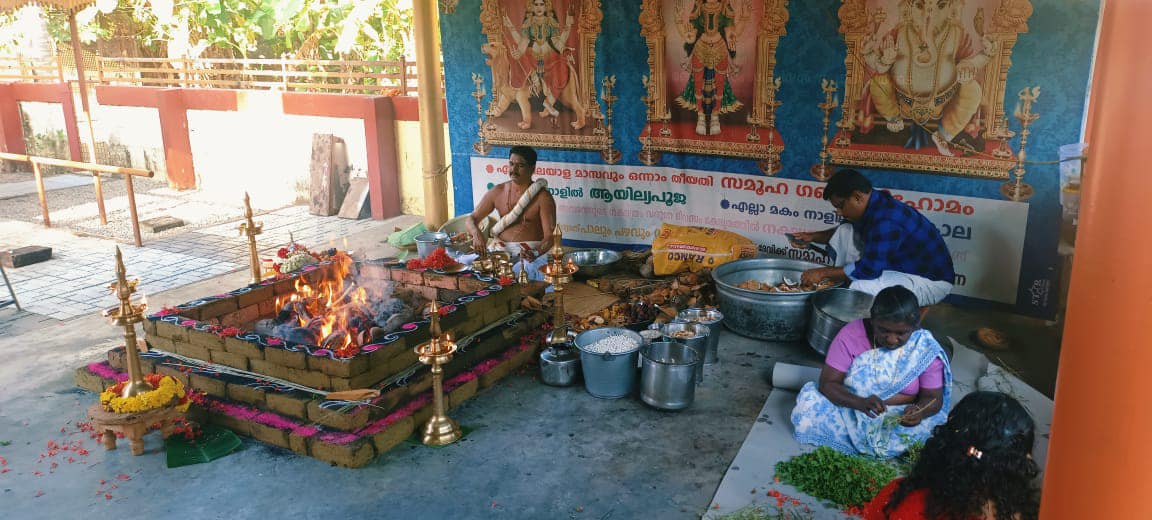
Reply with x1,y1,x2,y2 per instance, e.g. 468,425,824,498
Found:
470,157,1028,304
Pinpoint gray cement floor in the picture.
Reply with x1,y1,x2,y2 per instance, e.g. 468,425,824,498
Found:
0,275,1057,519
0,266,786,519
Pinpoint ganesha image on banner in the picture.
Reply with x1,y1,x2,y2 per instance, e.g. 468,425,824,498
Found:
856,0,998,156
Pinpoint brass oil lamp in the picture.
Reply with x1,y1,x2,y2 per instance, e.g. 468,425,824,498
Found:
239,192,264,285
414,300,463,446
540,226,578,345
102,247,152,397
538,226,580,386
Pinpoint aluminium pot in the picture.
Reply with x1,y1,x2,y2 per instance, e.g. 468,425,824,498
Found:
573,327,643,399
808,288,874,356
675,307,724,365
711,258,835,342
661,321,709,383
640,341,701,411
540,344,581,387
414,231,449,258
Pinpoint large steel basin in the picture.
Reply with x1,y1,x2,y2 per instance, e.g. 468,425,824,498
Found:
711,258,833,342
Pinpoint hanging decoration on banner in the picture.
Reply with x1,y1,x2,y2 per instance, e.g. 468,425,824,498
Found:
1000,86,1041,201
471,156,1029,307
471,73,492,155
637,0,790,173
475,0,609,154
599,75,622,164
811,78,839,181
830,0,1035,179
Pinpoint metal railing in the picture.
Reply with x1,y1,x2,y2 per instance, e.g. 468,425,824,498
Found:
0,152,154,246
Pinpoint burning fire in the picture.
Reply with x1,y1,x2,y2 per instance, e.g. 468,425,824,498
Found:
272,253,376,358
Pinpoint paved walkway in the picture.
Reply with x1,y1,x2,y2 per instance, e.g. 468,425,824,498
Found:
0,173,93,200
0,205,397,320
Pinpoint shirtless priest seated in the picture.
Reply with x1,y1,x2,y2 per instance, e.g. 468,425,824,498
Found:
466,146,557,275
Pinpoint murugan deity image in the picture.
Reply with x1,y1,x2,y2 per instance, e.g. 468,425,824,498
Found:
859,0,997,156
674,0,751,136
490,0,586,131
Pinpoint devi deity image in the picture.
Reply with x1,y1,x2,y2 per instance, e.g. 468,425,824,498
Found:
496,0,586,131
674,0,752,136
860,0,997,156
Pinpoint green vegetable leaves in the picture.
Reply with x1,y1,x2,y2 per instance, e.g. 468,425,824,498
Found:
774,446,899,508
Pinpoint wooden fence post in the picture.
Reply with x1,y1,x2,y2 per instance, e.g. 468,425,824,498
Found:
31,161,50,227
399,56,408,96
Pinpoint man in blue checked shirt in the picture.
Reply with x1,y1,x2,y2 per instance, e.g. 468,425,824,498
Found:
790,169,955,307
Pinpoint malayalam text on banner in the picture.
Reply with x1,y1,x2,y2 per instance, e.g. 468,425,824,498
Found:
470,157,1028,305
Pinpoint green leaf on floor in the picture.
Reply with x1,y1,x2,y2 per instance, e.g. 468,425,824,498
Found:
0,440,10,446
164,424,243,468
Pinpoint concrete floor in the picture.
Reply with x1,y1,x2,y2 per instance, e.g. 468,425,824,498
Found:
0,222,778,519
0,275,776,518
0,209,1062,519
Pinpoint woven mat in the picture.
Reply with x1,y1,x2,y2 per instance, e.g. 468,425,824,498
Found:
555,281,619,318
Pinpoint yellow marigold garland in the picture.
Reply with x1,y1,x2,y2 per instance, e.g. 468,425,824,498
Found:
100,373,190,414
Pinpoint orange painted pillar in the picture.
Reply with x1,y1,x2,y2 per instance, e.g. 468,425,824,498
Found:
1040,2,1152,518
156,88,196,190
366,96,402,220
57,82,83,163
0,83,26,155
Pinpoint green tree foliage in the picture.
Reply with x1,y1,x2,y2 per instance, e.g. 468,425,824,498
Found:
0,0,413,61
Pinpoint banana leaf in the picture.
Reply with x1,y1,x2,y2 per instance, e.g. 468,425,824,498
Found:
164,425,243,468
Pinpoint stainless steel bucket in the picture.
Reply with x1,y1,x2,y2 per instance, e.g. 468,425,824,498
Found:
574,327,642,399
661,322,709,383
414,231,449,258
640,341,701,411
807,288,874,355
539,345,581,387
675,307,724,365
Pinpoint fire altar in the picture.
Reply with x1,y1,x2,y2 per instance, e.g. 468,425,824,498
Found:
76,258,548,467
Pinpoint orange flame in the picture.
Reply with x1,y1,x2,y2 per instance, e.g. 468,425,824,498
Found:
277,252,371,357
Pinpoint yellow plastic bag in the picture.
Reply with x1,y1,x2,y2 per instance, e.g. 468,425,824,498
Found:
651,223,757,276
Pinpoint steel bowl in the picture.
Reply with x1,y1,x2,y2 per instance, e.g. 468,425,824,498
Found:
565,249,622,279
711,258,839,342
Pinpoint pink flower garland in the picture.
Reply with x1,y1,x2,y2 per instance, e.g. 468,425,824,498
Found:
82,324,544,448
88,362,129,382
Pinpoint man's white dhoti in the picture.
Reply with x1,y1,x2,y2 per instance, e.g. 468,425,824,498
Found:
826,224,953,306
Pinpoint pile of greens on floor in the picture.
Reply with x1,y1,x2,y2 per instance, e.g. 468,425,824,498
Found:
710,504,814,520
774,444,922,509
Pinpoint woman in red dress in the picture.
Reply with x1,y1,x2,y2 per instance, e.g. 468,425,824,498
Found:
863,391,1039,520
